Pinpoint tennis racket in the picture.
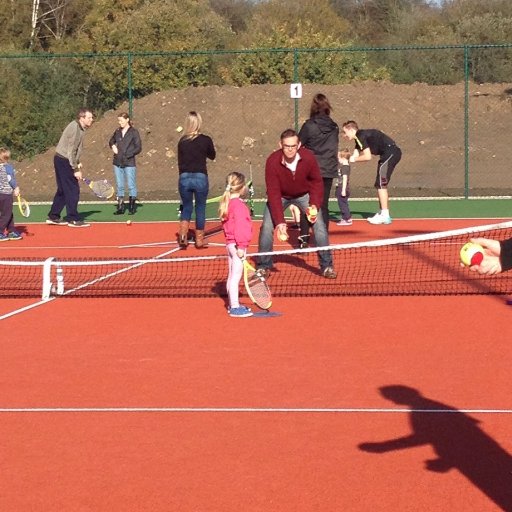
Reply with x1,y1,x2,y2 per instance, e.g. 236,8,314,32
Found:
81,178,115,199
243,258,272,310
17,195,30,217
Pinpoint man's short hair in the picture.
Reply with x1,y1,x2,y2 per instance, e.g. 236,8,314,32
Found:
280,128,298,140
342,121,358,131
77,108,93,119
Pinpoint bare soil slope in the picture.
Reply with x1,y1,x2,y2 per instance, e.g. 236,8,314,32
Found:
18,82,512,201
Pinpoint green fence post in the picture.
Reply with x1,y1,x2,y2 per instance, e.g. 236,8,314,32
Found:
127,52,133,118
464,45,470,199
293,48,299,131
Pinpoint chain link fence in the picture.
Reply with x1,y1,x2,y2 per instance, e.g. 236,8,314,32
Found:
1,44,512,202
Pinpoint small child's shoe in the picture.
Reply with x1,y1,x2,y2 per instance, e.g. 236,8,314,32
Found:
229,306,253,318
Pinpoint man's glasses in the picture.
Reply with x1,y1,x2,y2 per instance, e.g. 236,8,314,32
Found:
282,144,298,149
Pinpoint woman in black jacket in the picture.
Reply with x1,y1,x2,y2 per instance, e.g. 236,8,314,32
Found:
297,93,340,246
109,112,142,215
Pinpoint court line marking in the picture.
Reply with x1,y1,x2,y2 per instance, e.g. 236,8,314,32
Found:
0,407,511,414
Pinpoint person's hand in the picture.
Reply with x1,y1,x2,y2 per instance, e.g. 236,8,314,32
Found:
236,248,245,259
466,237,502,275
339,157,349,165
74,170,83,180
276,223,288,241
111,144,118,155
341,187,347,197
13,186,20,197
306,205,318,224
470,237,500,257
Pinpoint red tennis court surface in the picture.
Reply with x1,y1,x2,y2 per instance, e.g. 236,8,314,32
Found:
1,219,511,511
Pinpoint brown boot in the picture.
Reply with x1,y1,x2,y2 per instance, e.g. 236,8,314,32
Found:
177,220,189,249
194,229,208,249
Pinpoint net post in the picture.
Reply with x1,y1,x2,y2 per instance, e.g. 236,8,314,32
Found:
42,257,54,300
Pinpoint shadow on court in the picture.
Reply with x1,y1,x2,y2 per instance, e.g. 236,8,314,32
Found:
359,385,512,511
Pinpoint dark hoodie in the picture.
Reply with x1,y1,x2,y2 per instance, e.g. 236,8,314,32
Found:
298,114,339,179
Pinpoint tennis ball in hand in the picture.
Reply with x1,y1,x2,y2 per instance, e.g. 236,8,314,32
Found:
278,231,288,242
306,205,318,223
460,242,484,266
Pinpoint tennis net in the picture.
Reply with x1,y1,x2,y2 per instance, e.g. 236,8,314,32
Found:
1,221,512,299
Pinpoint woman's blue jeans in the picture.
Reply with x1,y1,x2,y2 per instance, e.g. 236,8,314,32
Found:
114,166,137,197
178,172,209,230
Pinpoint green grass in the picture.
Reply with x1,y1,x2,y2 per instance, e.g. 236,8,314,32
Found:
16,198,511,224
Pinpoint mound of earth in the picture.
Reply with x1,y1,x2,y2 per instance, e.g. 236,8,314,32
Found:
18,81,512,202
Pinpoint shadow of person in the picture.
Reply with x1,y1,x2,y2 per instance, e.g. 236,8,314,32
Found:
359,385,512,511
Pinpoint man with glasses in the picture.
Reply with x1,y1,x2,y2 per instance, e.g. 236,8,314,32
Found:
47,108,95,227
256,129,337,279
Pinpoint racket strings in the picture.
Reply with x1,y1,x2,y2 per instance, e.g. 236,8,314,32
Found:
246,271,272,309
91,180,115,199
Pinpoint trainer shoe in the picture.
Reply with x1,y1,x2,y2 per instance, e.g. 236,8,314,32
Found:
0,233,8,242
229,306,253,318
7,230,22,240
367,212,392,225
256,268,271,279
336,218,353,226
46,218,68,226
67,220,90,228
322,267,337,279
298,235,310,249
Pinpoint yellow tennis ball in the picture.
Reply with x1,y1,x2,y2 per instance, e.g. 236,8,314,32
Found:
278,232,288,242
460,242,484,266
126,220,132,226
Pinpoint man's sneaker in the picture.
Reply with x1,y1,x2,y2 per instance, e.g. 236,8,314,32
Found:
336,218,353,226
322,267,337,279
367,212,392,225
46,218,68,226
67,220,90,228
229,306,253,318
256,268,271,279
0,233,9,242
7,230,22,240
298,235,310,249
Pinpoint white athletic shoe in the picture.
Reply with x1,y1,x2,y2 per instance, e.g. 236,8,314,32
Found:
367,212,392,225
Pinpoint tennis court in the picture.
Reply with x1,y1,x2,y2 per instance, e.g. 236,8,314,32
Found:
1,215,512,511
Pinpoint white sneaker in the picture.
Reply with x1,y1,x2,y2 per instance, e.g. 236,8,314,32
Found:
336,219,353,226
367,212,392,225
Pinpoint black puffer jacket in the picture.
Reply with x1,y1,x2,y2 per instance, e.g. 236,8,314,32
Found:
109,126,142,168
298,114,339,179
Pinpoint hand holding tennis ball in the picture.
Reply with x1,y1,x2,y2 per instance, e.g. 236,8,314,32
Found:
276,223,288,241
460,242,484,266
306,205,318,224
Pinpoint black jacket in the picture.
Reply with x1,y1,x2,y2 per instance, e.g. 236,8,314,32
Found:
109,126,142,167
298,114,339,179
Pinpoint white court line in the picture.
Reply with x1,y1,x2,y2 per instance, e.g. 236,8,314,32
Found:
0,245,182,321
0,407,511,414
119,241,226,249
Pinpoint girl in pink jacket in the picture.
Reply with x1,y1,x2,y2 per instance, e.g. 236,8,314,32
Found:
219,172,253,317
